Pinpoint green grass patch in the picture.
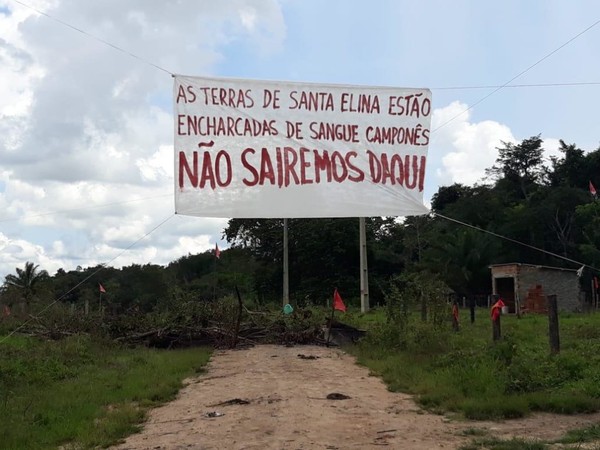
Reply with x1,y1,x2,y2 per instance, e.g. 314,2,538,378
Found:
347,309,600,420
461,396,528,420
461,427,488,437
557,423,600,444
0,334,211,449
459,437,547,450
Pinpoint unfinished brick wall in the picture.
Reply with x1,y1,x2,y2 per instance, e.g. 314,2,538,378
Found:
518,266,581,312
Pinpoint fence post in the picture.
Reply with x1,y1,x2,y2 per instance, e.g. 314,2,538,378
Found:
469,297,475,324
492,316,501,341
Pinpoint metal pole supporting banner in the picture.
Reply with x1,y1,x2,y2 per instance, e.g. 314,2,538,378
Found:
283,218,289,306
359,217,370,313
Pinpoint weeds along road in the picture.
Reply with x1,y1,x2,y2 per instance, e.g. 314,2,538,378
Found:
112,345,600,450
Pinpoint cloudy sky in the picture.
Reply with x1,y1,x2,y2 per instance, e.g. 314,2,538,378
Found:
0,0,599,279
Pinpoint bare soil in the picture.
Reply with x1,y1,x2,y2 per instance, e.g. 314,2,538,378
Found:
112,345,600,450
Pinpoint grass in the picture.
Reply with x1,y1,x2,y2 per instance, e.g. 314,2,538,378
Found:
0,334,211,449
345,308,600,420
557,424,600,444
458,437,547,450
461,427,488,436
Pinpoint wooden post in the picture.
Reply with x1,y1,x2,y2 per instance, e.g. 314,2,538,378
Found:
326,302,335,347
359,217,370,313
232,286,243,349
492,314,501,341
283,218,289,307
547,294,560,354
469,297,475,324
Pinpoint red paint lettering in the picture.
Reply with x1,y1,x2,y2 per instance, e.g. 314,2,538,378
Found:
418,156,426,192
380,154,394,185
340,93,381,114
404,155,418,189
345,151,365,182
289,90,335,111
178,151,198,188
308,121,359,143
198,87,254,108
262,89,281,109
215,150,232,187
299,147,313,184
283,147,300,187
367,150,381,182
391,154,404,185
313,150,332,184
241,148,259,187
331,151,348,182
177,115,187,135
275,147,284,187
387,93,430,118
176,85,196,104
199,151,216,189
259,148,276,186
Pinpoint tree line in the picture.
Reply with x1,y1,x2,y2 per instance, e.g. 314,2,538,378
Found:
2,136,600,312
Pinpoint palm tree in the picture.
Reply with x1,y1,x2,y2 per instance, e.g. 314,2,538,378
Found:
4,262,49,308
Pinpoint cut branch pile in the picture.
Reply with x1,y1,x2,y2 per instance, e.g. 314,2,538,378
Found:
8,294,350,349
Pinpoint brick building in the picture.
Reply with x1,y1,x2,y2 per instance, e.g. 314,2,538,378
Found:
489,263,583,313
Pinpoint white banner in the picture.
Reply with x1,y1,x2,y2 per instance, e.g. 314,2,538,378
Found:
174,75,432,218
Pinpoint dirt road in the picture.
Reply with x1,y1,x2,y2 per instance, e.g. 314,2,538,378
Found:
113,345,600,450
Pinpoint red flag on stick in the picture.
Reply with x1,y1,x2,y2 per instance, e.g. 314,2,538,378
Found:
491,299,505,322
590,181,597,198
99,283,106,294
215,243,221,259
333,288,346,312
452,303,459,322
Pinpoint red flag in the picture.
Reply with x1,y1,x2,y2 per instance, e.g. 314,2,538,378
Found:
99,283,106,294
2,305,10,317
215,243,221,259
491,299,505,322
452,303,459,322
590,181,597,197
333,288,346,312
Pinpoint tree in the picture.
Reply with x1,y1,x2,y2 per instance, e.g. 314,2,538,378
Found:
422,228,498,295
224,218,397,305
3,261,49,308
487,135,546,200
431,183,475,212
548,140,587,188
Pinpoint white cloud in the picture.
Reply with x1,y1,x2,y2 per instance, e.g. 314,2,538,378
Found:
0,231,68,275
0,0,285,279
429,102,562,189
430,101,516,186
136,145,172,183
543,138,562,164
